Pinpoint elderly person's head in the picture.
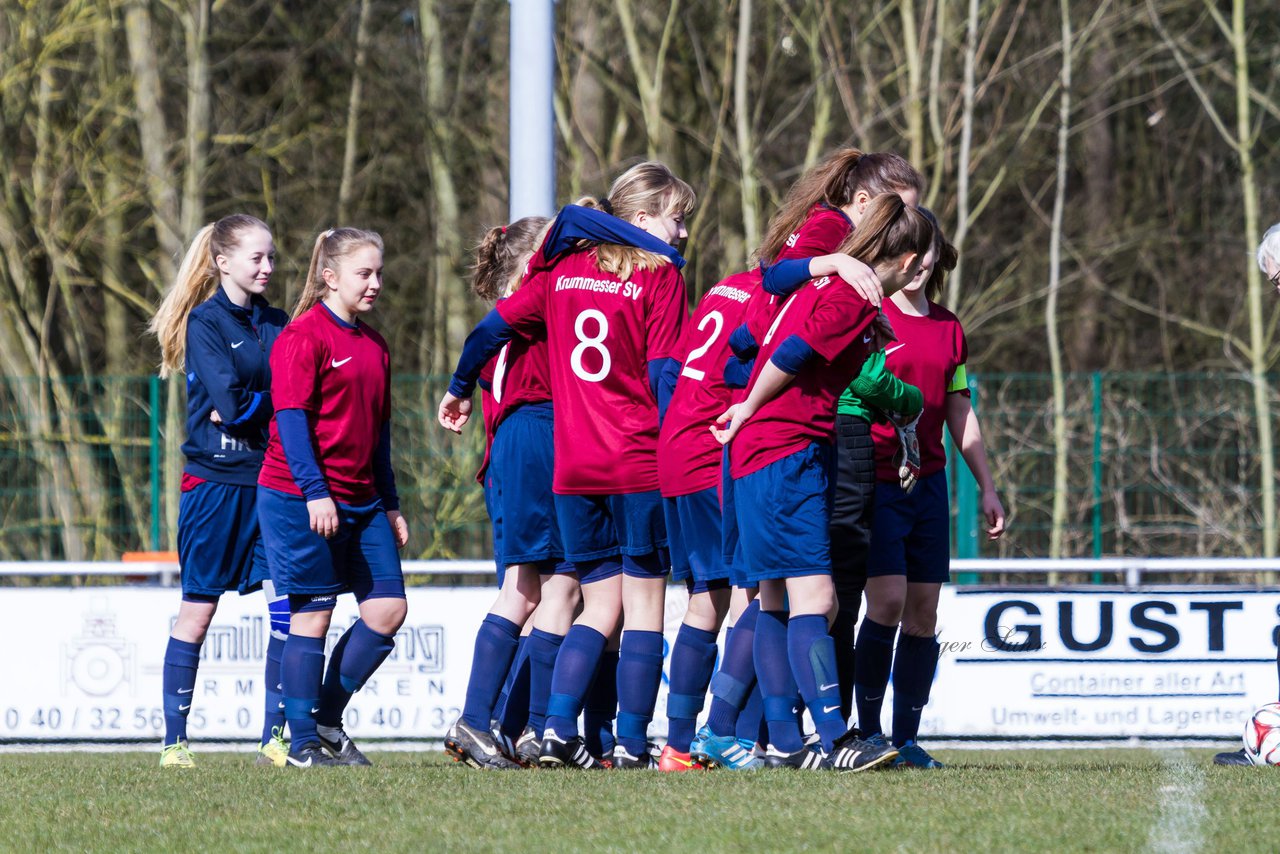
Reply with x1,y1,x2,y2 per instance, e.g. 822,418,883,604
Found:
1260,224,1280,293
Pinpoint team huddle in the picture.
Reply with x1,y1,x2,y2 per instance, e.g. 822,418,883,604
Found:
150,147,1005,772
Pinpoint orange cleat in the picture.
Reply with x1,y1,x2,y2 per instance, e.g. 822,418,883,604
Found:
658,745,705,772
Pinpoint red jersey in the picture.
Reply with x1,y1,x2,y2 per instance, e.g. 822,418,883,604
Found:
738,203,857,382
871,299,969,482
777,203,852,262
729,276,878,479
658,270,761,496
497,249,687,494
475,297,556,484
259,304,390,504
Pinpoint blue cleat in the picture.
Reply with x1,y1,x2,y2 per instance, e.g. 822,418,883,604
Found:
892,740,944,769
691,725,762,770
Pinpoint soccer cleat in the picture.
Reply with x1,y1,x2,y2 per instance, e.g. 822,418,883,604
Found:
760,744,825,770
538,731,608,770
823,732,899,772
159,740,195,769
285,741,341,768
1213,748,1252,767
612,744,657,770
513,726,542,768
658,745,703,772
444,720,522,770
255,726,289,768
891,740,944,769
317,728,373,766
692,729,763,771
490,719,516,758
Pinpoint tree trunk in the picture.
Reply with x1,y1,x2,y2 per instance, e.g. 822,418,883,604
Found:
1046,0,1072,563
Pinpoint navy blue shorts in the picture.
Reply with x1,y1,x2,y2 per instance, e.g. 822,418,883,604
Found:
490,403,565,567
555,490,667,580
482,471,505,586
719,446,751,588
257,486,405,604
177,480,269,598
734,443,835,584
664,488,729,593
866,471,951,584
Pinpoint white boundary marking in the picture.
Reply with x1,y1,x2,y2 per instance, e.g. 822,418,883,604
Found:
1147,749,1207,854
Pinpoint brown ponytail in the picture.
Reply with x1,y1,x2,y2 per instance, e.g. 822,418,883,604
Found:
148,214,270,377
472,216,551,302
293,227,384,320
836,193,934,272
756,149,925,263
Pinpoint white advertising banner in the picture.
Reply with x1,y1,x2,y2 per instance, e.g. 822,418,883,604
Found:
920,587,1279,739
0,584,1275,741
0,586,690,742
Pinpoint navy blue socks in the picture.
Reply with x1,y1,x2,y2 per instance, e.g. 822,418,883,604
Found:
666,624,718,752
853,618,898,736
460,614,521,730
261,633,286,742
891,632,940,746
755,609,803,753
616,630,664,757
526,628,564,736
583,648,619,757
788,614,845,751
544,625,607,740
497,636,532,739
282,634,326,747
317,619,396,729
162,637,201,745
707,599,759,737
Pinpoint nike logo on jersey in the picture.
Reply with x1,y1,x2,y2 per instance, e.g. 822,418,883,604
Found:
823,705,841,715
310,707,321,714
231,340,244,349
178,704,191,712
178,688,193,695
819,682,839,692
331,357,353,368
862,334,873,344
885,343,907,356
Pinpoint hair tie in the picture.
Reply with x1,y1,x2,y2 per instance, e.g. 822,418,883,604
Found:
598,198,614,215
323,228,335,239
500,225,507,235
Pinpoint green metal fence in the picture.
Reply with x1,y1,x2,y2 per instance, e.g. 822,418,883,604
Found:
0,373,1273,561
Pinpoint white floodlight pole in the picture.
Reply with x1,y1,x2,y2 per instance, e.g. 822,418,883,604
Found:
508,0,557,220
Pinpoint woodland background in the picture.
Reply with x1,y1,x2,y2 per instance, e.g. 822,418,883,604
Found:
1,0,1278,564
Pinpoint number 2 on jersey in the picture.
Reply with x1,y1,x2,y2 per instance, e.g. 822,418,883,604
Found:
571,309,611,383
679,310,724,382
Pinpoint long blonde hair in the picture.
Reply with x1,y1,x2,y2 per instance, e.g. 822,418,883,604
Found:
471,216,551,302
292,227,385,320
755,149,923,264
149,214,270,377
574,161,696,281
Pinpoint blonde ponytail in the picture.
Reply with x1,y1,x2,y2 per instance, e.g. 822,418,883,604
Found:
148,214,268,377
292,227,384,319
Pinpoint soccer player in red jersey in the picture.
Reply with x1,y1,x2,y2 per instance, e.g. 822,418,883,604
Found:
257,228,409,768
854,210,1006,769
150,215,291,769
692,152,926,768
440,162,695,768
713,194,932,771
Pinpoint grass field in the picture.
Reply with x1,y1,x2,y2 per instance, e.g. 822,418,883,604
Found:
0,747,1271,852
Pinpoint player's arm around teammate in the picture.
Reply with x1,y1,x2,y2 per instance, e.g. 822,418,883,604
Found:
149,215,291,769
713,195,932,772
854,210,1005,770
256,228,408,769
